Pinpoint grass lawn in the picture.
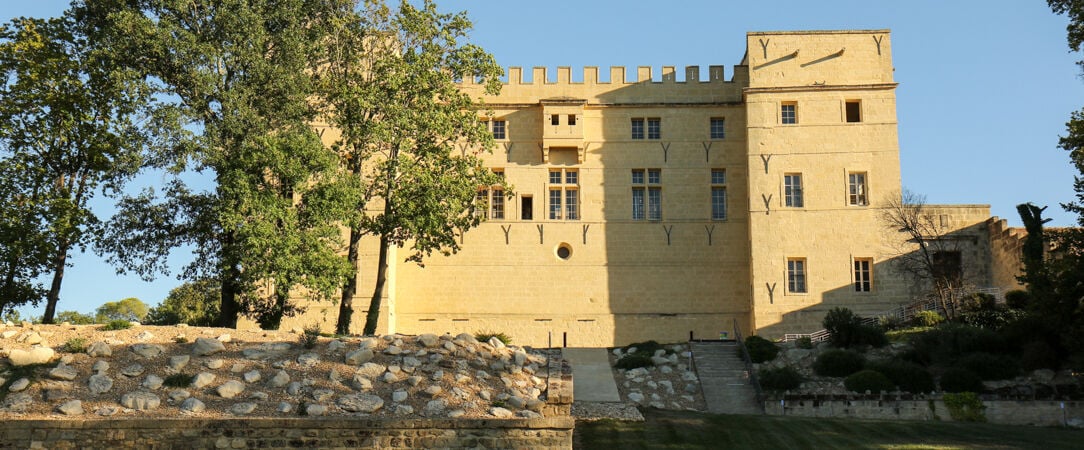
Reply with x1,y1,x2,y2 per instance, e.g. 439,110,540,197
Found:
574,408,1083,449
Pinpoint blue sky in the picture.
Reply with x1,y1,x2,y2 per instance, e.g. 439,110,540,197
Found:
4,1,1083,315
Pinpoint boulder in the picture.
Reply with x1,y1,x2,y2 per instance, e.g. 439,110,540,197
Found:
304,403,327,416
345,349,374,365
191,372,216,389
217,381,246,399
356,362,386,379
120,391,160,410
297,353,320,368
169,355,190,371
129,344,165,359
230,402,257,415
192,338,225,356
48,365,78,381
89,374,114,395
268,370,290,388
180,397,205,413
56,400,83,416
9,378,30,392
337,393,384,413
418,334,440,347
8,347,55,366
489,406,513,418
86,341,112,357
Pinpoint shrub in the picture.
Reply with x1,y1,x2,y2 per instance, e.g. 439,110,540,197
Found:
163,373,193,388
1004,290,1030,310
626,340,664,357
867,360,935,393
813,349,865,377
844,370,894,394
823,307,862,348
614,354,653,370
475,331,512,345
955,352,1020,381
908,324,1009,366
958,308,1027,331
742,336,779,363
962,293,997,312
758,366,802,392
939,368,983,393
943,392,986,422
796,337,813,349
100,319,132,331
878,315,904,331
913,310,944,327
1020,340,1060,371
856,324,888,348
300,324,321,349
62,338,88,354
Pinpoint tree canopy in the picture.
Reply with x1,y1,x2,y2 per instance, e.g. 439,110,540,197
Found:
95,297,149,323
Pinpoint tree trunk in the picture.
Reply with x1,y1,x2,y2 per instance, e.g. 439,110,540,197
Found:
336,227,362,335
217,231,241,328
41,239,69,324
362,233,389,336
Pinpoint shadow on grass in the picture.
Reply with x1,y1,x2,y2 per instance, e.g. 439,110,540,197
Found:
574,408,1083,449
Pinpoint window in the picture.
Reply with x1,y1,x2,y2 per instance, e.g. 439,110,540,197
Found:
521,196,533,220
784,173,803,208
711,169,727,220
475,170,504,219
647,118,661,139
475,189,489,219
710,118,725,139
632,169,661,220
548,168,579,220
551,114,559,126
845,100,861,123
491,120,506,139
491,188,504,219
787,258,807,294
631,118,644,139
848,172,868,206
854,258,872,292
781,102,797,124
568,114,577,126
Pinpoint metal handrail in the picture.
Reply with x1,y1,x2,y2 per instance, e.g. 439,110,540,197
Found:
733,319,766,414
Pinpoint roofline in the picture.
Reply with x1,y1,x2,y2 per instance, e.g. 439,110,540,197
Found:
747,29,890,36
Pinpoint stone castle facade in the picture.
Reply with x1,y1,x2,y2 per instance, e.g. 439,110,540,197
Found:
284,30,1024,347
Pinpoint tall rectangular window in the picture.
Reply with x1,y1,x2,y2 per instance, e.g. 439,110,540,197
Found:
568,114,577,126
787,258,807,294
565,189,578,220
631,118,644,139
521,196,533,220
475,189,489,219
784,173,804,207
632,188,645,220
491,188,504,219
781,102,797,124
710,118,725,139
845,100,861,123
632,169,661,220
549,189,562,220
551,114,559,126
647,118,661,139
476,169,504,220
548,168,578,220
711,169,727,220
648,187,661,221
854,258,872,292
848,172,868,206
491,120,506,139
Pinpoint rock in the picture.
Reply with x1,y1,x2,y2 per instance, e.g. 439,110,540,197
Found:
169,355,190,371
518,410,543,419
22,332,42,345
337,393,384,413
312,389,335,402
685,383,699,394
230,363,247,373
357,338,378,349
9,378,29,392
513,350,528,367
395,404,415,415
96,406,119,416
276,402,293,413
454,333,477,344
424,386,442,398
249,391,269,401
650,355,670,366
352,375,373,391
487,337,506,349
628,392,645,403
191,372,216,389
0,330,16,339
489,406,513,418
268,370,290,388
192,338,225,356
217,380,246,398
8,347,55,366
129,344,165,359
785,348,811,361
327,340,346,352
244,370,261,383
380,372,399,383
49,365,78,381
169,390,191,403
86,341,112,357
286,382,303,396
180,397,205,413
57,400,83,415
383,345,403,356
392,390,408,402
92,361,109,373
120,391,160,410
231,402,257,415
2,393,32,412
121,364,145,377
345,349,374,365
216,334,231,343
424,399,446,416
526,399,544,412
418,334,440,347
205,359,224,369
297,353,320,368
135,331,154,341
356,362,386,379
89,374,114,394
1032,369,1056,384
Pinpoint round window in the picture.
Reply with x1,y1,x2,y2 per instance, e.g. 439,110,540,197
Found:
556,243,572,260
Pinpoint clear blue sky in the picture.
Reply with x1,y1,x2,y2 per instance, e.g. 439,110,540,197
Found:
4,1,1083,316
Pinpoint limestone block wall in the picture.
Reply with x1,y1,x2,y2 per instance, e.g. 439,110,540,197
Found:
766,398,1083,427
987,217,1026,294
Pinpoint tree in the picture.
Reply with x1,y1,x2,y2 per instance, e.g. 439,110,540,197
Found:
319,0,504,335
95,297,149,323
55,310,96,325
1050,1,1084,225
86,0,356,329
0,11,151,323
145,279,220,326
881,190,974,319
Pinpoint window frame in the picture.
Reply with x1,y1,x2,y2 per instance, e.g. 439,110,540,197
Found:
781,102,797,125
710,117,726,140
491,119,507,140
631,118,645,140
845,100,861,123
853,257,873,292
848,171,868,206
784,173,804,208
711,168,727,221
548,168,579,220
632,168,662,221
787,257,808,294
647,118,661,139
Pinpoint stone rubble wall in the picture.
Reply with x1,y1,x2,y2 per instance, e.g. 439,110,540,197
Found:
766,398,1084,428
0,417,575,449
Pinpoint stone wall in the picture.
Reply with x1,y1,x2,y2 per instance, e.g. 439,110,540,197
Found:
0,417,575,449
987,217,1026,294
765,397,1084,427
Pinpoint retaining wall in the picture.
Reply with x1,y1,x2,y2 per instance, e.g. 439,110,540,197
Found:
766,397,1084,427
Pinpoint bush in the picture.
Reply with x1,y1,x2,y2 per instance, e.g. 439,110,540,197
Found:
878,315,904,331
908,324,1009,366
100,319,132,331
867,360,935,393
844,370,895,394
1020,340,1060,371
626,340,664,357
614,354,653,370
475,331,512,345
62,338,87,354
964,293,997,312
1004,290,1030,310
300,324,321,349
742,336,779,363
823,307,885,348
813,349,865,377
939,368,984,393
955,352,1020,381
958,308,1028,331
758,366,802,392
913,310,944,327
163,373,193,388
856,324,888,348
943,392,986,422
796,337,813,349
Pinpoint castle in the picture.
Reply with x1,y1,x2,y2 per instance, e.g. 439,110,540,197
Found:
291,30,1024,347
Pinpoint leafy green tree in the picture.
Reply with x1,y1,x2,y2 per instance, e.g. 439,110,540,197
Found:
95,297,149,322
320,0,505,335
0,11,151,323
145,279,220,326
87,0,355,329
55,310,96,325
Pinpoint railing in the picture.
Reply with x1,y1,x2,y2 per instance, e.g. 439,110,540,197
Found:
733,319,766,414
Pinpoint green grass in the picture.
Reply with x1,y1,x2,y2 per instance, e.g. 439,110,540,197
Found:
574,409,1083,449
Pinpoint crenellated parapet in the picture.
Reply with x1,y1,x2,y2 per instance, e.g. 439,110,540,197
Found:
461,65,745,86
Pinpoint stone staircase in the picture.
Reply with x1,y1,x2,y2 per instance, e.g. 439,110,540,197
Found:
690,341,762,415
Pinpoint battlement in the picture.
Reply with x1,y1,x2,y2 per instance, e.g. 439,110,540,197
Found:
461,65,746,86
